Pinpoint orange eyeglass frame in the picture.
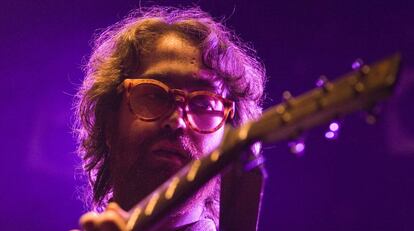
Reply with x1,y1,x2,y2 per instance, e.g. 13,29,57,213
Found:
118,78,235,134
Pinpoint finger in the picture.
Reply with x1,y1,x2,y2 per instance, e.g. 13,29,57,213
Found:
105,202,121,211
97,210,127,231
105,202,129,220
79,211,99,231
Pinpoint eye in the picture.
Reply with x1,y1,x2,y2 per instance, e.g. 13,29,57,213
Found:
192,99,215,110
189,95,223,112
143,92,164,100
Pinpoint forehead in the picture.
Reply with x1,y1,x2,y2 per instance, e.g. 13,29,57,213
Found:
135,32,224,92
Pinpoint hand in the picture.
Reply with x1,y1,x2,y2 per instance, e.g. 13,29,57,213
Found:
78,202,129,231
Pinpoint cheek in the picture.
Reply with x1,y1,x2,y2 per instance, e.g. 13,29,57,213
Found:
117,103,156,145
110,102,159,171
194,127,225,156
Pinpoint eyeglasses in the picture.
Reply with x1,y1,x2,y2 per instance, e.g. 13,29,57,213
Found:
119,78,235,134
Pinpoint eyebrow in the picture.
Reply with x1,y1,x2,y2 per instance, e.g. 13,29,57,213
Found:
138,73,221,92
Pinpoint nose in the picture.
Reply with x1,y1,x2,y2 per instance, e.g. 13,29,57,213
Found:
162,106,187,131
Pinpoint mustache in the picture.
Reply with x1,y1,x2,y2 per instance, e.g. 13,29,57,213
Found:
121,128,199,179
142,128,199,159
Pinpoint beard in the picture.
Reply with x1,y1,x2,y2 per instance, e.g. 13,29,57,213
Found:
109,127,218,215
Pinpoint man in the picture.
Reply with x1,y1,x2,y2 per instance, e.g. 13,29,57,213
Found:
74,6,265,231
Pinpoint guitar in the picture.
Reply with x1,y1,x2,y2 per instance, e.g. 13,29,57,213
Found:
124,53,401,231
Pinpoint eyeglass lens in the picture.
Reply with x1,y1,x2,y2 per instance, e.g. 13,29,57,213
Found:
129,83,226,131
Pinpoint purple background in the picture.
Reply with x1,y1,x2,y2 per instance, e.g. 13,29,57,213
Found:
1,0,413,230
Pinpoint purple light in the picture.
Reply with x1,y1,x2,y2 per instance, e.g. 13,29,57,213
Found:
316,78,325,87
329,122,340,132
325,131,338,140
315,75,328,88
294,143,305,152
289,140,305,156
352,58,363,70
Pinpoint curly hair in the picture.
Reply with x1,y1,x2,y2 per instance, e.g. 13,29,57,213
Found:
74,6,266,226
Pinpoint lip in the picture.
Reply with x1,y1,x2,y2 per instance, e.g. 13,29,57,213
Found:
150,142,190,166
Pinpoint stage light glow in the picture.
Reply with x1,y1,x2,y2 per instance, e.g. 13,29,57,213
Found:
329,122,340,132
289,140,305,156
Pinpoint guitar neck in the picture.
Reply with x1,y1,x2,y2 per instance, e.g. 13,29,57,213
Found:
249,53,400,143
126,126,248,231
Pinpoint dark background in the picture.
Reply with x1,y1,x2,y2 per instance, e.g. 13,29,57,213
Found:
1,0,413,230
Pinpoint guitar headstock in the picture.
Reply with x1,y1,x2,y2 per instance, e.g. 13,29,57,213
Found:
243,53,401,145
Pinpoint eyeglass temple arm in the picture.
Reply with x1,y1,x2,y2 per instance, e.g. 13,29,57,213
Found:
116,81,129,94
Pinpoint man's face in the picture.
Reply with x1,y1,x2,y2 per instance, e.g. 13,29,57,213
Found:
109,32,225,210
